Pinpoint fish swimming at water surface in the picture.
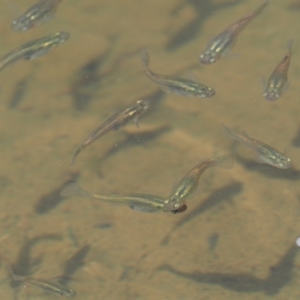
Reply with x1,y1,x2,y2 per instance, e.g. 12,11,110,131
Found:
140,49,215,98
199,0,269,64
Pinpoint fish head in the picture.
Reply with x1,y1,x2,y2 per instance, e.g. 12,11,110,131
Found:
137,99,151,111
11,16,32,32
163,197,183,212
196,86,215,98
274,155,292,169
263,89,280,101
56,32,70,44
199,50,219,65
171,204,187,214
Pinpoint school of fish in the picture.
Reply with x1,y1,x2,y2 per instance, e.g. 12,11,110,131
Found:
1,0,298,298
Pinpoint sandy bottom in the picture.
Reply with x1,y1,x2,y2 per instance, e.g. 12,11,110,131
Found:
0,0,300,299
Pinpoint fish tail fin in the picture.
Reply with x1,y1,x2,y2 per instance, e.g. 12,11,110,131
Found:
253,0,269,17
2,262,22,281
70,147,82,166
212,154,235,169
140,48,150,69
60,183,88,198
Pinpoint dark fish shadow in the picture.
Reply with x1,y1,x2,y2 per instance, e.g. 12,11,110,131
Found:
10,234,62,288
35,172,80,214
70,36,118,110
161,181,243,245
8,76,31,109
98,124,171,164
165,0,241,51
145,89,166,108
235,155,300,180
287,1,300,9
58,245,91,285
158,244,298,295
291,125,300,147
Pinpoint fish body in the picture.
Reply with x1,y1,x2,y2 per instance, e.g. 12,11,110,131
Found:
71,99,150,165
11,273,76,298
263,40,293,101
164,154,234,211
199,0,268,64
12,0,62,32
140,49,215,98
222,123,292,169
0,31,69,71
60,183,181,213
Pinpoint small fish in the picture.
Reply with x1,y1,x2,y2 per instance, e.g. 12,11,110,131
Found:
12,0,62,32
0,31,69,72
71,99,150,165
221,123,292,169
61,182,174,213
140,49,215,98
199,0,268,64
263,40,293,101
164,154,234,211
10,272,76,298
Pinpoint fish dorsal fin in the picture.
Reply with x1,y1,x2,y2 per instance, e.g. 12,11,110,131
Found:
241,130,252,140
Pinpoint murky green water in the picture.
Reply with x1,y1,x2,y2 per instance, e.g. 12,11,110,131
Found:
1,0,300,299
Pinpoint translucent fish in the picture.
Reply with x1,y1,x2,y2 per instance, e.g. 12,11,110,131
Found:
0,31,69,72
263,39,293,101
70,99,151,165
10,272,76,298
199,0,269,64
12,0,62,32
221,123,292,169
61,183,168,213
140,49,215,98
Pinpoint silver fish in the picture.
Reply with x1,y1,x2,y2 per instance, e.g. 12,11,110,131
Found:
221,123,292,169
263,39,293,101
140,49,215,98
12,0,62,32
0,31,69,72
199,0,268,64
61,183,186,214
71,99,151,165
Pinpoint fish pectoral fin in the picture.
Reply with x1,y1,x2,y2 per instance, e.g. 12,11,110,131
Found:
283,81,290,93
134,117,140,128
158,84,172,93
